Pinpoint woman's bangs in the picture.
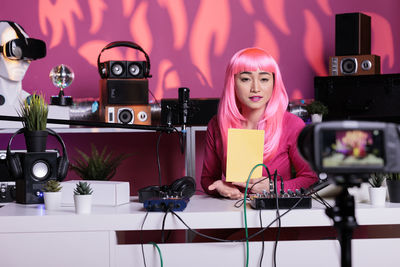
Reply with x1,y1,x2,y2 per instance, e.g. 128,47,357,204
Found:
232,53,275,75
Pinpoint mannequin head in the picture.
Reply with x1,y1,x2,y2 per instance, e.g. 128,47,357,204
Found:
0,21,31,82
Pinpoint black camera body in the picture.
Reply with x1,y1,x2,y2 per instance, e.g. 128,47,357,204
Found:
298,121,400,174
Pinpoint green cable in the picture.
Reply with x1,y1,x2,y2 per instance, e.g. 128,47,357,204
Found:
149,242,163,267
243,163,268,267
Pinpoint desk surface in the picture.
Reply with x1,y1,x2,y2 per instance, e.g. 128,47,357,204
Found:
0,195,399,233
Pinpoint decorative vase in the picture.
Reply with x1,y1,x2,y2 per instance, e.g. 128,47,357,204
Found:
24,130,48,152
43,192,62,210
311,114,323,123
387,180,400,203
74,194,92,214
368,187,386,207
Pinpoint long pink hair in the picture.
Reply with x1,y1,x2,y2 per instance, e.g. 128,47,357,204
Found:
217,47,289,162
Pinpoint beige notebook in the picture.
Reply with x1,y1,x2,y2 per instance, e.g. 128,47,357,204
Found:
226,128,265,182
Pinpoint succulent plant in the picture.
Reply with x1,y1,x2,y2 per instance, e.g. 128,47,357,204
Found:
305,100,328,116
43,180,62,192
18,92,48,131
69,143,133,181
369,173,387,188
74,181,93,195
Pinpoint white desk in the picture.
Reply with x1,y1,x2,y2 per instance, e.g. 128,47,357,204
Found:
0,195,399,267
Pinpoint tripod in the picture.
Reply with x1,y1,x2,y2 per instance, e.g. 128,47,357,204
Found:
325,174,366,267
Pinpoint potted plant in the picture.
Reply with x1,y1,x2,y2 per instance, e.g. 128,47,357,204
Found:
386,173,400,203
368,173,387,206
43,180,62,210
305,100,328,123
73,181,93,214
18,92,49,152
69,143,132,181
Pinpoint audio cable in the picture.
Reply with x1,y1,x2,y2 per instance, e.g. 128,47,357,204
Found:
140,211,164,267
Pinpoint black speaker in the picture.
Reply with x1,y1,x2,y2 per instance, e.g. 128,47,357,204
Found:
335,13,371,56
14,152,58,204
99,61,147,79
100,78,149,105
314,74,400,122
97,41,151,79
6,128,69,182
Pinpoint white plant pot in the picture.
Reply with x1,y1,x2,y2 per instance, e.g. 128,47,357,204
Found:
368,187,386,207
311,114,323,123
43,192,62,210
74,195,93,214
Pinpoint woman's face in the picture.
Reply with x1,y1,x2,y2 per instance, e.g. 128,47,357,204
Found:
234,70,274,114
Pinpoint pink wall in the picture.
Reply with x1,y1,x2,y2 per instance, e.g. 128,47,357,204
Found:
1,0,400,193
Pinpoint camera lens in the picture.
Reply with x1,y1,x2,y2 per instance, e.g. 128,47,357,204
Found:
128,63,141,77
118,108,134,124
341,58,357,74
111,62,124,76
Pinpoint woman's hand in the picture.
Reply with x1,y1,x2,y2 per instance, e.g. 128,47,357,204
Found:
208,180,244,199
233,177,270,194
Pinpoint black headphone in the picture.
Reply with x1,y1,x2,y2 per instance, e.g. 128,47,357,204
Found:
6,128,69,181
0,20,46,61
138,176,196,203
97,41,151,79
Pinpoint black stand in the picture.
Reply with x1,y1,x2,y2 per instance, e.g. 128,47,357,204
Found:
51,89,73,106
325,174,366,267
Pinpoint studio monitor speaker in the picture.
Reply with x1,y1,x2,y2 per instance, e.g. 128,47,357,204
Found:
335,12,371,56
329,54,380,76
14,152,58,204
104,105,151,125
100,78,149,106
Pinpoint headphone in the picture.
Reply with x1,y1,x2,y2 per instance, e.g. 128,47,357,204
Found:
6,128,69,181
0,20,46,61
97,41,151,79
138,176,196,203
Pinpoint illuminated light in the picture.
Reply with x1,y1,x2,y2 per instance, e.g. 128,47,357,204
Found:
158,0,188,50
88,0,108,34
130,1,153,55
189,0,230,88
364,12,395,69
290,89,304,101
263,0,290,35
240,0,255,15
154,59,181,100
38,0,83,48
78,40,122,67
253,20,280,62
303,9,327,76
316,0,332,16
122,0,136,17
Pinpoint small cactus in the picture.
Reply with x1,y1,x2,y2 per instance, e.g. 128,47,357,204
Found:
74,181,93,195
43,180,62,192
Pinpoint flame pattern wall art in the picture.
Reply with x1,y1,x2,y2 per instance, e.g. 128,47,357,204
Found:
1,0,398,101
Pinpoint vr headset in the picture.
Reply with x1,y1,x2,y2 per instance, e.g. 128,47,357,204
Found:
0,21,46,61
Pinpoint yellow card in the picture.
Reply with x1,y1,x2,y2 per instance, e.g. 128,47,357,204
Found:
226,128,265,182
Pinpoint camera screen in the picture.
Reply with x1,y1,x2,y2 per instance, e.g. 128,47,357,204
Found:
321,129,385,168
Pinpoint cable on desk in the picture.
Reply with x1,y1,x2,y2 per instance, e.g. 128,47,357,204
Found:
273,171,280,267
149,242,164,267
141,211,150,267
161,209,170,243
258,209,265,267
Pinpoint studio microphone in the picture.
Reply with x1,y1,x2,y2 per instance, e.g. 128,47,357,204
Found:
178,87,190,153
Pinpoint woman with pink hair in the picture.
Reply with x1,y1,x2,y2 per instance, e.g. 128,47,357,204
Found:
201,47,318,199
